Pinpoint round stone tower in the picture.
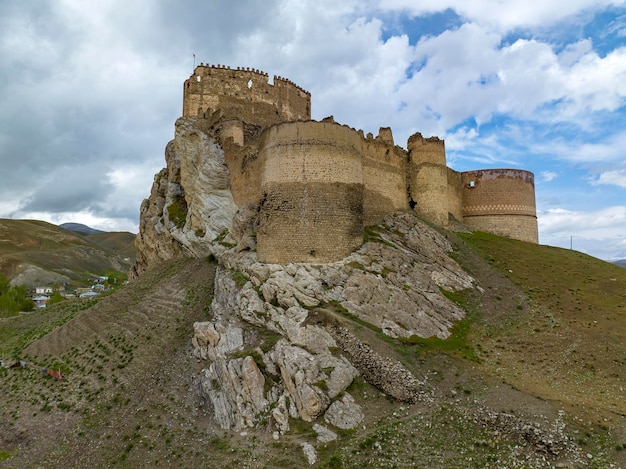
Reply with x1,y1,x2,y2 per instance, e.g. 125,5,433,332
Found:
461,169,538,243
407,133,449,227
257,121,364,263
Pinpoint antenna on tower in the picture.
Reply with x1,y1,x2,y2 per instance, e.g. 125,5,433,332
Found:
193,53,196,71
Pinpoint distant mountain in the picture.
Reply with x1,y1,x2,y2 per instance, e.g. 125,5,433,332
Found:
0,219,136,287
612,259,626,268
59,222,105,234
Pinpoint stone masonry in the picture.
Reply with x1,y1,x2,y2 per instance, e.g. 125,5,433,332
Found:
181,64,538,263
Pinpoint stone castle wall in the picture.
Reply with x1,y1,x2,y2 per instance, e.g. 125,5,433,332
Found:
407,134,449,227
177,66,538,263
183,64,311,127
361,130,409,225
461,169,538,243
257,121,364,263
446,168,464,222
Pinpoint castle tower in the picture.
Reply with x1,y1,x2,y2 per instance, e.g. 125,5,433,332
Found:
182,64,311,127
361,128,409,225
461,169,538,243
257,121,364,263
407,133,449,227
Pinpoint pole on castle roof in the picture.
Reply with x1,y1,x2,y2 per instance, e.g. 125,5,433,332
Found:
193,53,196,71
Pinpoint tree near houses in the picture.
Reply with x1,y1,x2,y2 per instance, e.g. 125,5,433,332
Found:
0,274,35,317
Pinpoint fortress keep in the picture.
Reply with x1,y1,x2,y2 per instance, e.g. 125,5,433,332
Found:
183,64,538,263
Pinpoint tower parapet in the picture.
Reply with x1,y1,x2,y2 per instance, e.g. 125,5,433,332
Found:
361,128,408,225
183,64,311,127
407,132,449,226
462,169,538,243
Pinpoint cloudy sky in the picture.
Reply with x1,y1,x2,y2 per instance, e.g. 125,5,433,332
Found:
1,1,626,260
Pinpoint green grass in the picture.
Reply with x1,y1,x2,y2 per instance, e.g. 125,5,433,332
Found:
231,270,249,288
459,231,626,312
167,195,188,228
0,219,134,286
455,230,626,418
401,313,480,362
363,225,396,248
0,297,100,358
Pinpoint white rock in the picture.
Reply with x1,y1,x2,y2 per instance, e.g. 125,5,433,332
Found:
313,423,338,443
324,393,364,430
301,442,317,465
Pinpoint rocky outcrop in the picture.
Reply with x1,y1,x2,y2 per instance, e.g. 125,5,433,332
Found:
326,323,428,404
9,264,70,289
133,117,238,276
187,210,473,432
135,117,476,435
191,266,362,432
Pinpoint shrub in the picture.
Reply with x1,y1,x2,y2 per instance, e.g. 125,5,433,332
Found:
167,195,188,228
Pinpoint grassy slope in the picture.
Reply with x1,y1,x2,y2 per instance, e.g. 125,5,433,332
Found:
1,258,220,467
458,232,626,419
84,232,137,260
1,229,625,468
0,219,135,283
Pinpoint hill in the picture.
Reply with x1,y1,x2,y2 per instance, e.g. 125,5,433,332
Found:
0,219,136,289
612,259,626,268
58,223,105,235
1,224,624,468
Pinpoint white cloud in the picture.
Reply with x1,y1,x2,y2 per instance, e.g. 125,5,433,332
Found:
541,171,559,182
590,169,626,188
377,0,626,31
21,210,138,233
539,206,626,259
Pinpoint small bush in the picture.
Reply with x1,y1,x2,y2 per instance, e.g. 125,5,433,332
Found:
167,195,188,228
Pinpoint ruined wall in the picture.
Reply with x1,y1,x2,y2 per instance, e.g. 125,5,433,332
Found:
461,169,538,243
362,129,408,225
447,168,464,222
407,133,449,227
257,121,364,263
217,119,273,210
183,64,311,127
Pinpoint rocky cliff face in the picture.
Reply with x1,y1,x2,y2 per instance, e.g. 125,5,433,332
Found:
133,117,239,277
134,117,475,437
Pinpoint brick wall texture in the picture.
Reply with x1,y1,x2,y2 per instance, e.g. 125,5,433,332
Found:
257,182,363,263
362,140,408,225
257,122,364,263
183,65,310,127
407,135,449,227
461,169,538,243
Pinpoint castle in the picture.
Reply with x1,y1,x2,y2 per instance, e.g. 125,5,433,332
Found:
183,64,538,264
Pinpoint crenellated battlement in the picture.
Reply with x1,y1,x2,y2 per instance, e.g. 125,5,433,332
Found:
183,64,311,126
273,75,311,95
